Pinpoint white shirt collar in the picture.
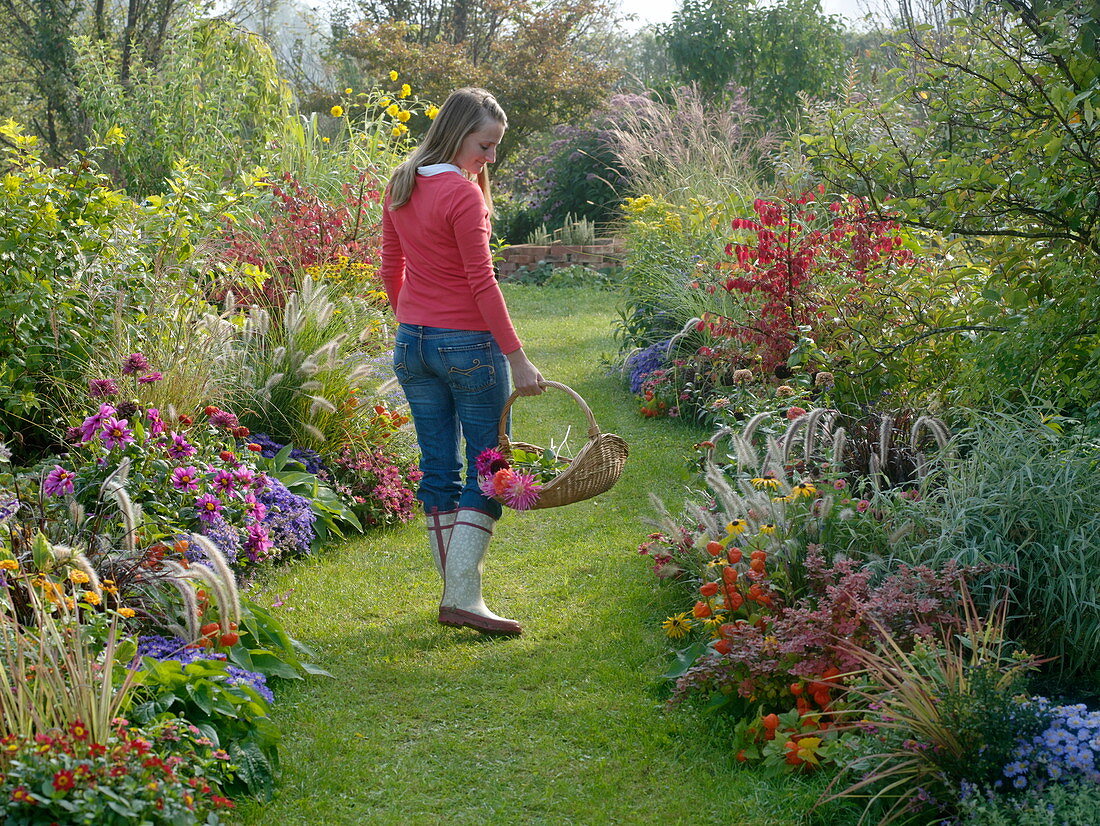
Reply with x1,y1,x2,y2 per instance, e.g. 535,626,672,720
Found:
417,162,463,176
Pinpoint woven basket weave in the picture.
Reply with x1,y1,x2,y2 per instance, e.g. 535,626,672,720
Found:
494,381,629,510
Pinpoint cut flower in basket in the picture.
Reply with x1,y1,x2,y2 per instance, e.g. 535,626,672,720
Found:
476,444,571,510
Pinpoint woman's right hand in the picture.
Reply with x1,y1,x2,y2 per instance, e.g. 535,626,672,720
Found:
506,348,546,396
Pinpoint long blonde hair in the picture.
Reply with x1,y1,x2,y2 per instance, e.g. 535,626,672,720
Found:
387,87,507,211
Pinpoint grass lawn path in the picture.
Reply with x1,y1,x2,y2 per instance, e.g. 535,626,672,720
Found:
231,286,827,825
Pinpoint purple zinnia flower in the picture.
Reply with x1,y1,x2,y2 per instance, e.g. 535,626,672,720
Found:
121,353,150,375
212,470,236,496
166,432,196,459
88,378,119,398
99,417,135,450
209,410,240,429
502,472,542,511
171,466,201,491
137,372,164,384
43,465,76,497
194,493,222,523
79,403,116,442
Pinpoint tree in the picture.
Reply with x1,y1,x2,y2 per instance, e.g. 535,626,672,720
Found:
801,0,1100,411
324,0,622,162
661,0,847,128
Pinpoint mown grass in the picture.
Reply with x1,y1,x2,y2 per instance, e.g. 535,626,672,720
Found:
230,285,846,825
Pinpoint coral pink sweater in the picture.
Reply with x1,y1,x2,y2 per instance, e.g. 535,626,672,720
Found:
380,172,521,354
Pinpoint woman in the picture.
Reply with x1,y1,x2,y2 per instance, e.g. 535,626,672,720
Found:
380,87,544,637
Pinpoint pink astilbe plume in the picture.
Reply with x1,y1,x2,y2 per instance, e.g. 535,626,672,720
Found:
502,473,542,511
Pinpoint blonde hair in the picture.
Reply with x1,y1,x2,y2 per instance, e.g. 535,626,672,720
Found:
387,87,507,211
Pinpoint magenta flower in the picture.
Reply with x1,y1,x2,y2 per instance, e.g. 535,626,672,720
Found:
478,474,497,498
475,447,508,476
232,467,255,488
121,353,150,375
43,465,76,497
208,410,240,429
79,403,117,443
166,432,196,459
242,492,267,523
137,372,164,384
99,417,135,450
171,466,201,491
146,408,166,436
501,472,542,511
244,522,275,562
856,499,871,513
88,378,119,398
212,470,236,496
194,494,223,523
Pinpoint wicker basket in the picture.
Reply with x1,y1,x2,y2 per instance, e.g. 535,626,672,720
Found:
493,381,629,510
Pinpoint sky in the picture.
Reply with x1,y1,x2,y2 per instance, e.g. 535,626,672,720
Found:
619,0,881,30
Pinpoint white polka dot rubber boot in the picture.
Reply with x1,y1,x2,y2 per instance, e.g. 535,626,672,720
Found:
438,508,522,636
426,509,457,580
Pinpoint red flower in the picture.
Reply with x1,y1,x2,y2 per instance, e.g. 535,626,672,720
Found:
52,769,76,792
700,582,719,597
247,443,263,452
69,720,89,741
10,785,34,804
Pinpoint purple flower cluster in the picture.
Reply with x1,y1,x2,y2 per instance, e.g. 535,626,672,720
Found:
198,516,242,566
137,635,273,704
248,432,329,476
257,476,316,558
626,340,671,394
1003,700,1100,790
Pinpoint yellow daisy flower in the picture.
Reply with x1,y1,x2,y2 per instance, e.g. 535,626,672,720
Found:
118,607,136,618
389,70,399,81
386,103,400,117
81,590,101,605
330,105,344,118
661,612,693,639
793,481,817,498
68,569,90,584
751,477,780,490
759,523,777,535
322,136,330,143
0,559,18,570
397,110,411,122
726,519,747,536
398,83,411,98
344,87,352,94
426,105,440,119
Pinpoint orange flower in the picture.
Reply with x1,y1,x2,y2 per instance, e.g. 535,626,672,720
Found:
692,601,712,618
700,581,719,597
727,547,743,564
491,468,515,495
750,558,766,574
705,540,723,556
722,566,739,585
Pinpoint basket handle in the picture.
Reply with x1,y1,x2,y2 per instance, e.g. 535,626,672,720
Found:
498,380,602,445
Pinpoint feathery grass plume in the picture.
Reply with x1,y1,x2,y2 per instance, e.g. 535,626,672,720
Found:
299,380,323,392
347,363,373,384
780,413,809,463
762,436,786,476
309,395,338,416
272,345,287,363
868,451,882,491
180,563,234,636
261,372,285,391
731,433,761,468
159,562,202,641
877,414,894,471
102,481,141,554
740,411,774,446
911,414,952,454
645,492,688,538
58,546,101,596
303,423,325,442
186,534,240,624
686,502,721,540
831,426,847,469
68,500,85,528
802,407,837,465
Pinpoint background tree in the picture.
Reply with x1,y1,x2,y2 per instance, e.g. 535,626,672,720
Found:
801,0,1100,411
324,0,622,163
661,0,847,128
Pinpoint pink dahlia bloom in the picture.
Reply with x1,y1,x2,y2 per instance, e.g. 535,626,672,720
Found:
502,473,542,511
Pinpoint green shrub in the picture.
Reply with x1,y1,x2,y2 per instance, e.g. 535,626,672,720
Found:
959,779,1100,826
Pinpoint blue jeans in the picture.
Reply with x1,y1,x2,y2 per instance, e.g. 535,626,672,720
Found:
393,324,510,520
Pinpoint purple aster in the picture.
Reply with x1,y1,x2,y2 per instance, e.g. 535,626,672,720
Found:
121,352,150,375
137,372,164,384
211,470,236,496
171,466,201,491
199,516,241,566
79,403,117,442
43,465,76,497
166,432,196,459
194,493,223,523
88,378,119,398
209,409,240,429
99,417,135,450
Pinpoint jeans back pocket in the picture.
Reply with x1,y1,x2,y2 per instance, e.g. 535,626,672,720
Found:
392,341,411,383
439,342,496,393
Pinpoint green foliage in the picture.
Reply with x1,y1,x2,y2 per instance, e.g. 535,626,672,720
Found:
0,122,145,456
73,19,293,196
251,444,363,542
662,0,846,127
802,1,1100,413
895,410,1100,682
132,656,280,798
